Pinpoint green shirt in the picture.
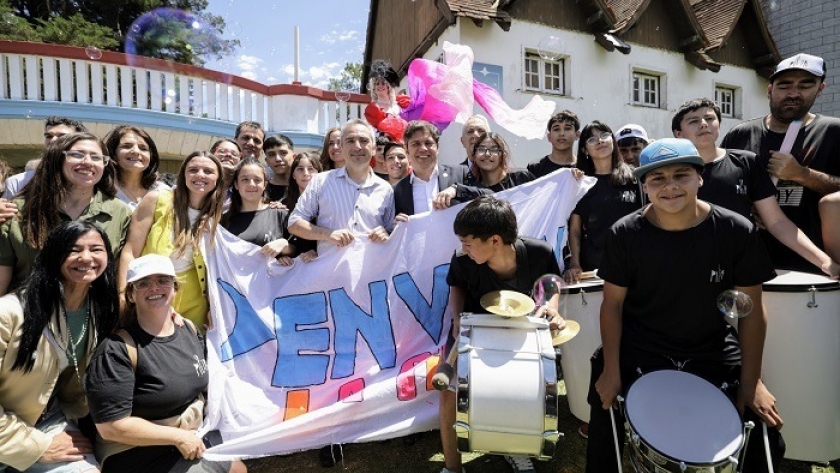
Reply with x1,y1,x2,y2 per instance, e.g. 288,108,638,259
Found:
0,191,131,293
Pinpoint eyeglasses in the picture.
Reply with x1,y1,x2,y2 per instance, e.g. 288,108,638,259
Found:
133,275,175,290
214,149,241,158
63,150,110,165
586,132,613,146
474,146,502,156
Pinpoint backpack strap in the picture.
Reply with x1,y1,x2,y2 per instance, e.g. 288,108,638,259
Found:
115,329,137,371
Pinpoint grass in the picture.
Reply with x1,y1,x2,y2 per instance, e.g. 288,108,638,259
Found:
244,381,837,473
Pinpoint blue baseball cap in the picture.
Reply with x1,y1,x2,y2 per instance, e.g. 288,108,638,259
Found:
634,138,704,180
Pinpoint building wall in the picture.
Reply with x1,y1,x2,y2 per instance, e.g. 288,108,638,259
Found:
762,0,840,116
420,19,770,167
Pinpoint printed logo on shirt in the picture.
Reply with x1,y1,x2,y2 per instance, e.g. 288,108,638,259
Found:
193,354,207,377
621,190,637,203
710,265,725,283
735,179,747,196
775,182,803,207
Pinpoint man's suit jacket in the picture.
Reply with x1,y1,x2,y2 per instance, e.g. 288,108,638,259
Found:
393,164,468,216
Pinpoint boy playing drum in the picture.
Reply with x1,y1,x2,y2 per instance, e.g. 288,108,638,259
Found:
586,138,784,472
439,196,565,473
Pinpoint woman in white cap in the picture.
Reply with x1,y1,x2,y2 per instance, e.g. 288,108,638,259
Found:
0,220,120,472
84,254,246,473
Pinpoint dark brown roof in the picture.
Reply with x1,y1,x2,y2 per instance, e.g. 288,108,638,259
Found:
604,0,650,32
690,0,747,50
446,0,504,20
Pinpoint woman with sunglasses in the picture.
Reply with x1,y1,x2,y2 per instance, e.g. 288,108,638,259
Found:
0,221,119,472
118,151,226,330
0,133,131,296
104,125,170,211
85,254,246,473
565,121,641,284
467,132,535,191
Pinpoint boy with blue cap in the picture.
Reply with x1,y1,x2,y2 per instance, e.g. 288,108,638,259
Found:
585,138,784,472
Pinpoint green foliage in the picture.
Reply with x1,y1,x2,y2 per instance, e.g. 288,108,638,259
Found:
34,13,119,49
328,62,363,92
0,0,237,67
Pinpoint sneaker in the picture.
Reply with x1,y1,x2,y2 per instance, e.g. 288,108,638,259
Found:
505,455,536,473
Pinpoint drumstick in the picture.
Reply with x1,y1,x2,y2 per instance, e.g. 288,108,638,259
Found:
771,119,802,185
431,343,459,391
609,405,624,473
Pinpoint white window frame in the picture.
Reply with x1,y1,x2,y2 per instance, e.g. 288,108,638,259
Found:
715,84,738,118
632,70,663,108
522,50,566,96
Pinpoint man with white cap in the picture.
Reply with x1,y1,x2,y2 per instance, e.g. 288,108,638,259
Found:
722,53,840,273
614,123,650,167
586,138,784,472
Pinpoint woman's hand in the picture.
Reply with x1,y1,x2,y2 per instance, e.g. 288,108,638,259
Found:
174,430,205,460
534,305,566,331
38,431,92,463
260,239,289,258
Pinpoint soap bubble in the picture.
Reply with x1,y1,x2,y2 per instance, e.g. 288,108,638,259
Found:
532,273,566,314
717,290,754,319
85,46,102,60
537,35,565,61
125,7,230,70
334,90,351,103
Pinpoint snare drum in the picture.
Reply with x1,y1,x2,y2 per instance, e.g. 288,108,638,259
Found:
454,313,560,459
761,270,840,462
625,370,748,473
558,278,604,422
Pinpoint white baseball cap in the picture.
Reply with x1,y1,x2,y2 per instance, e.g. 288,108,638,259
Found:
615,124,650,143
770,53,826,81
127,254,176,283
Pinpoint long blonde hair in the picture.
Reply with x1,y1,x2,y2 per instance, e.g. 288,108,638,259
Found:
171,151,226,255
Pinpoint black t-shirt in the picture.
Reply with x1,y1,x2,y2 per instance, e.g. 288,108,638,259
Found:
699,150,777,220
599,205,776,363
526,155,575,178
85,321,208,473
487,169,536,192
722,115,840,271
223,207,290,247
572,174,641,270
446,237,561,314
266,183,287,202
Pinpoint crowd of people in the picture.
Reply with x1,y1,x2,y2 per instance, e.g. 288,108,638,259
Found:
0,51,837,473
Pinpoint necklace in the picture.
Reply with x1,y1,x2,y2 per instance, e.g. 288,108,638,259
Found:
66,297,90,384
121,185,146,203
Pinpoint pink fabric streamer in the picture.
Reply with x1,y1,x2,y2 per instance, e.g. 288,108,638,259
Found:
401,42,556,139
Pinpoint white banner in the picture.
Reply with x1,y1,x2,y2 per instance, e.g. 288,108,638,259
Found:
201,170,593,459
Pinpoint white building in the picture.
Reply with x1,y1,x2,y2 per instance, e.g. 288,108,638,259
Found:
363,0,780,166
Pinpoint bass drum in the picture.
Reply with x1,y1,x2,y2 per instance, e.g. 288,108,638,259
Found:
454,313,560,459
558,278,604,422
761,270,840,462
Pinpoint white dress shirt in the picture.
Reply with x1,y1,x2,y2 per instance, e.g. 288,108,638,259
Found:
410,166,440,214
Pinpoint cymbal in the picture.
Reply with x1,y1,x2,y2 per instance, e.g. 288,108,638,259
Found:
552,320,581,345
480,290,535,317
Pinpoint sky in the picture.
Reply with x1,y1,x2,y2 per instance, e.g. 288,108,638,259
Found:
202,0,370,89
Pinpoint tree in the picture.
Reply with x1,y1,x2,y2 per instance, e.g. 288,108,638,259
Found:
328,62,363,93
0,0,237,67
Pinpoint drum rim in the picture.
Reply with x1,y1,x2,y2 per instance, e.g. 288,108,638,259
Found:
560,280,605,294
625,370,743,463
762,270,840,292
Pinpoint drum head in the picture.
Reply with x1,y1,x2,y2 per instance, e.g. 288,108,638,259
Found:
626,370,743,464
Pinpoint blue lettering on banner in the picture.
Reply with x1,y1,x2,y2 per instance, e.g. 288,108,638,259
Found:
392,264,450,345
274,292,331,388
218,280,276,362
217,269,449,389
329,282,396,379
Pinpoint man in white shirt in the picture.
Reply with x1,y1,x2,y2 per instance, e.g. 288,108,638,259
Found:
393,121,472,219
288,120,394,253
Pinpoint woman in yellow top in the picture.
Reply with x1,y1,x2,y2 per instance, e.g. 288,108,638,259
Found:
118,151,226,329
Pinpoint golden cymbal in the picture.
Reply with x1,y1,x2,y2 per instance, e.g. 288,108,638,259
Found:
480,290,536,317
552,320,581,345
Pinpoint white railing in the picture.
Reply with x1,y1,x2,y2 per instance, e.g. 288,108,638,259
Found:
0,41,366,135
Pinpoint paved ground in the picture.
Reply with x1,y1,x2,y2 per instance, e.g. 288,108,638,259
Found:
244,381,837,473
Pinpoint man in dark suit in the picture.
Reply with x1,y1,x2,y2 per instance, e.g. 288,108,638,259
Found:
394,121,480,219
